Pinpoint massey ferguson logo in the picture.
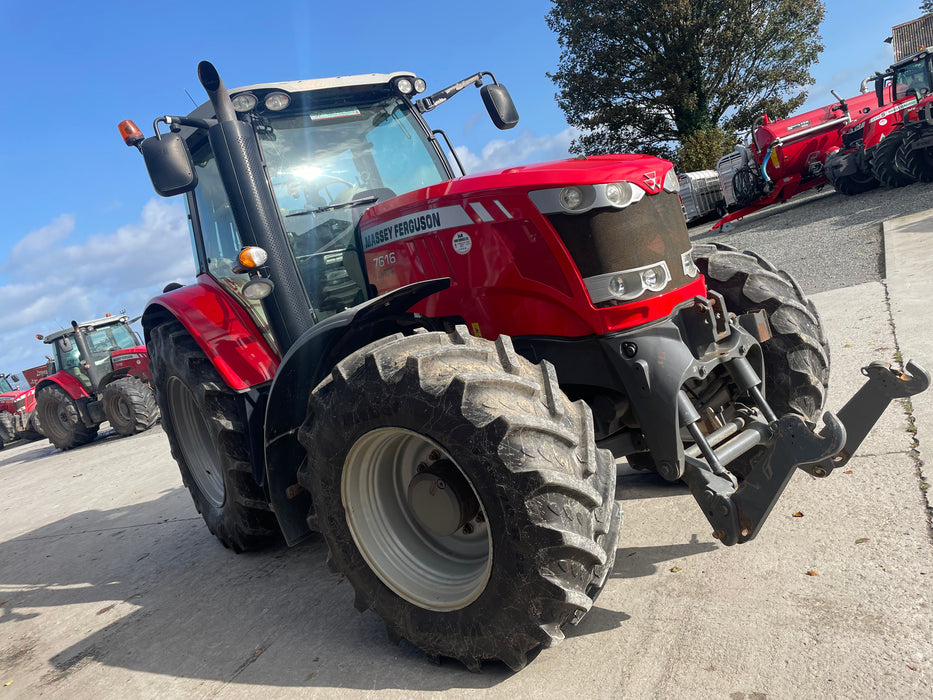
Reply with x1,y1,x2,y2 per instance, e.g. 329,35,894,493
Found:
643,171,662,191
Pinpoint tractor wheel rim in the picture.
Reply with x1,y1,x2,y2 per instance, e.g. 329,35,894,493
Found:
341,427,492,611
166,376,224,508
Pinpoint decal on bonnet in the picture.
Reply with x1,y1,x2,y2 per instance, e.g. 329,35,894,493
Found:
361,205,472,251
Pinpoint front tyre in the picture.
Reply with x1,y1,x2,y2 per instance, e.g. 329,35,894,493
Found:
102,375,159,436
36,384,98,450
693,243,830,420
872,130,915,188
298,327,621,671
148,319,279,553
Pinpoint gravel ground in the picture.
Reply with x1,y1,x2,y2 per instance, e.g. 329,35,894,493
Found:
689,179,933,294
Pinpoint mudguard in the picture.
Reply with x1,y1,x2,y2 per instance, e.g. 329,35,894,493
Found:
264,278,451,545
36,372,92,401
142,274,279,391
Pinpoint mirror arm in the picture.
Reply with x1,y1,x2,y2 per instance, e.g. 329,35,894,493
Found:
151,115,216,139
415,72,498,113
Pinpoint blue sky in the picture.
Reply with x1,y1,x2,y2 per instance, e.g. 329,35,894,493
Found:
0,0,925,375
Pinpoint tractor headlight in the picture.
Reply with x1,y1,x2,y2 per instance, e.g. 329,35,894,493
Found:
663,169,679,192
559,186,586,211
682,251,699,277
264,92,291,111
231,92,258,112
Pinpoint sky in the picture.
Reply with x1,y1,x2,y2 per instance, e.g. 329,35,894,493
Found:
0,0,925,376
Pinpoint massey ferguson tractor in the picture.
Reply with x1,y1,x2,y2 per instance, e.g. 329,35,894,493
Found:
825,48,932,194
0,373,43,447
713,87,878,228
35,314,159,450
119,61,928,671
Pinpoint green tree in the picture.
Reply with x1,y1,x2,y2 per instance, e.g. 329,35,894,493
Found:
922,1,933,15
546,0,825,166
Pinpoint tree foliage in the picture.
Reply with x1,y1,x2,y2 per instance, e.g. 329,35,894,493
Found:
923,1,933,15
546,0,826,164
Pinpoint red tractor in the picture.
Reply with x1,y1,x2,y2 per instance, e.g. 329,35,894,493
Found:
713,88,879,228
825,48,932,194
0,373,43,448
120,61,928,671
35,314,159,450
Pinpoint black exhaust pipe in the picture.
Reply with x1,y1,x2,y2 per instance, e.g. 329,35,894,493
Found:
196,61,314,351
197,61,237,124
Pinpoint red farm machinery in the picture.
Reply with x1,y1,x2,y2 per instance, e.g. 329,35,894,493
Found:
34,314,159,450
714,88,880,228
118,60,928,671
0,373,43,448
825,48,933,194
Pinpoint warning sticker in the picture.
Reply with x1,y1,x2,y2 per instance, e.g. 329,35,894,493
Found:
451,231,472,255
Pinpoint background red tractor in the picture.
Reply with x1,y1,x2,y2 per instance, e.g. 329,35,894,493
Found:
825,48,932,194
35,314,159,450
119,60,927,671
0,373,43,448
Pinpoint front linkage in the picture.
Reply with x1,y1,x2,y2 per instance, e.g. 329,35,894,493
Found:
618,295,930,547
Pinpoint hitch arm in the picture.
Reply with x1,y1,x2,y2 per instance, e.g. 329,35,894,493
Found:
801,360,930,477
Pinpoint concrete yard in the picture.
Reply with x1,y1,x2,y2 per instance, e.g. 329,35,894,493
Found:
1,206,932,698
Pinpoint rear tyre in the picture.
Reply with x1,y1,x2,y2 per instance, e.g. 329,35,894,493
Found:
18,414,43,441
872,130,915,188
148,319,280,553
102,376,159,437
0,411,13,446
36,385,99,450
897,126,933,182
298,327,621,671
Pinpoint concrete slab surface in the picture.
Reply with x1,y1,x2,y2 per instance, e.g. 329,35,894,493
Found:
1,212,932,699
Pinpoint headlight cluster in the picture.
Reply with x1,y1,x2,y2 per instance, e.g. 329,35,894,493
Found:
682,251,699,278
530,182,646,215
530,170,679,215
394,76,427,95
231,91,291,113
585,262,673,304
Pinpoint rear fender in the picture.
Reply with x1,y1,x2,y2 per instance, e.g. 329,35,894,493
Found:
141,275,279,391
37,372,92,402
265,278,451,545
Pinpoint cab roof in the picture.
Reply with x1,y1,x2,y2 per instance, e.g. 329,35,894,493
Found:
41,315,131,344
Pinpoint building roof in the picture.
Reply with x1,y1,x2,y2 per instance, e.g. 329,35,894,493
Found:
891,14,933,61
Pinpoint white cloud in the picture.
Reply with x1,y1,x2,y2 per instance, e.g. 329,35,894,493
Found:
0,199,195,374
455,127,579,174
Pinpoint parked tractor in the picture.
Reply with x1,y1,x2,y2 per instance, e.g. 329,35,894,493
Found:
0,373,43,447
825,48,932,194
120,61,928,671
714,87,879,228
35,314,159,450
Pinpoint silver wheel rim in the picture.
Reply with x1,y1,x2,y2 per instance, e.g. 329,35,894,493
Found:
166,376,224,508
342,428,492,611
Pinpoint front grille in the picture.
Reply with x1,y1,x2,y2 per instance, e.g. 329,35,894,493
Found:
546,191,694,306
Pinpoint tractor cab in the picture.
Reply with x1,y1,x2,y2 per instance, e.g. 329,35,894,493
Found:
889,49,933,101
121,64,517,352
0,374,17,394
42,315,142,393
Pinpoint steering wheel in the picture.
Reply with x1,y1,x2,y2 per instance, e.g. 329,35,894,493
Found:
309,176,357,205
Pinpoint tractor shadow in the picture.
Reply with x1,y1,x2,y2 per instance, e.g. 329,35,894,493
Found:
2,485,642,690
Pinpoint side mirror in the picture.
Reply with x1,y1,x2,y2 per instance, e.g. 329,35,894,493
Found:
57,337,72,353
11,374,20,382
481,83,519,130
875,77,886,108
140,133,198,197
